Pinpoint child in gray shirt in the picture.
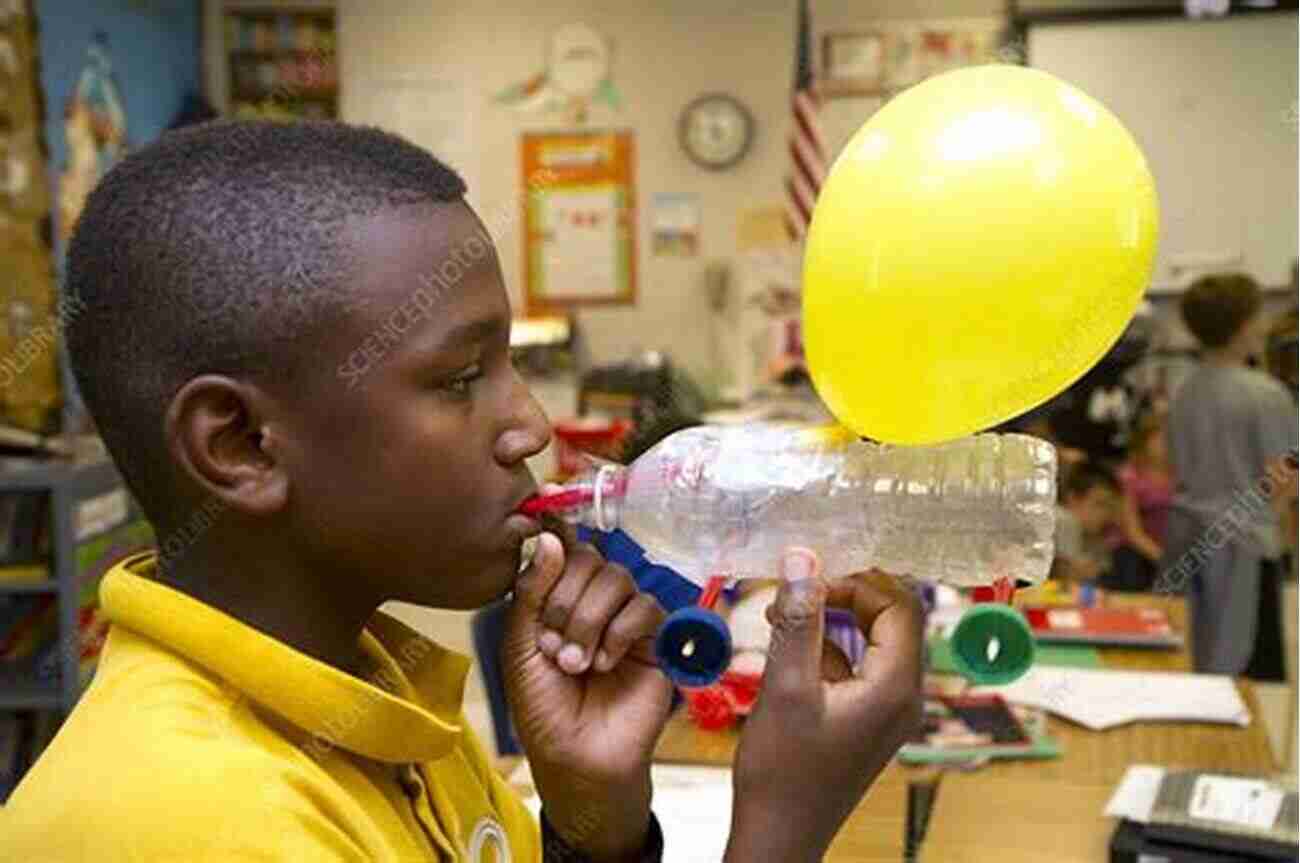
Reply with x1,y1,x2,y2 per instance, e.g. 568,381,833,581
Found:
1164,275,1299,679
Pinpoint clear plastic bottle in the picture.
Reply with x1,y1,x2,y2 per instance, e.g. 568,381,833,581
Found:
534,422,1057,588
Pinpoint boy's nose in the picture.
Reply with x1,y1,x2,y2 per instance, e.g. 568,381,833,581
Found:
495,380,551,465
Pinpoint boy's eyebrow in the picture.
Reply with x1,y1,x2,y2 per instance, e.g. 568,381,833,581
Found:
429,315,507,352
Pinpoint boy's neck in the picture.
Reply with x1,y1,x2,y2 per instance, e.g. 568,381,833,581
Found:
157,546,377,680
1203,345,1248,367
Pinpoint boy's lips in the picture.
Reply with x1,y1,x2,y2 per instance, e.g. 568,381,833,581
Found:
503,483,543,547
503,511,543,541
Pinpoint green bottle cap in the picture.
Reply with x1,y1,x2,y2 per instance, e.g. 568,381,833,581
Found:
948,603,1035,686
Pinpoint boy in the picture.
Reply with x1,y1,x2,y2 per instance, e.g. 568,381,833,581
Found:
1,121,923,861
1164,274,1298,678
1053,463,1120,584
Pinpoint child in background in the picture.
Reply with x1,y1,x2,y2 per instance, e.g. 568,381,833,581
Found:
1164,274,1298,679
1053,463,1120,584
1106,416,1174,592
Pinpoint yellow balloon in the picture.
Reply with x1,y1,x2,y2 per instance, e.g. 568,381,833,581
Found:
803,65,1158,446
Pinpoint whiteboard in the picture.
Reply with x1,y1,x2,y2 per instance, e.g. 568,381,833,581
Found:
1029,15,1298,292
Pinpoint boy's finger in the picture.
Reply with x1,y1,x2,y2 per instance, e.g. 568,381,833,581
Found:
763,548,827,703
539,541,604,633
556,562,638,674
540,511,581,551
825,571,924,703
512,532,565,619
596,592,666,671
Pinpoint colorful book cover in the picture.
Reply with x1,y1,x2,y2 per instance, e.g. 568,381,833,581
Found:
72,516,154,683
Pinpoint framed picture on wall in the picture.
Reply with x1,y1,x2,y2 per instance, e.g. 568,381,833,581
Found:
821,31,886,98
521,130,637,313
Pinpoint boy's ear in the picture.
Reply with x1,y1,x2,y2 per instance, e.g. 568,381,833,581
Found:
165,375,289,517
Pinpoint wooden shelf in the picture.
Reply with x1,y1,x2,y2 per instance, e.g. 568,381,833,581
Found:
0,669,58,711
226,7,333,20
0,458,119,495
0,580,56,596
229,49,335,60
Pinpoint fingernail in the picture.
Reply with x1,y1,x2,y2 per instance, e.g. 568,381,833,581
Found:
782,549,815,582
780,581,820,620
558,643,588,674
538,630,563,656
595,649,612,672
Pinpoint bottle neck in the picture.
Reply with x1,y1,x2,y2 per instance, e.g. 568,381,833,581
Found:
587,462,626,531
547,461,628,532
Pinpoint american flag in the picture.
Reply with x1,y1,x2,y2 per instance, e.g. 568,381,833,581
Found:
785,0,827,241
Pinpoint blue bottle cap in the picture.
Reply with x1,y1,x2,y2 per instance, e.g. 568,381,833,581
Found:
655,606,732,688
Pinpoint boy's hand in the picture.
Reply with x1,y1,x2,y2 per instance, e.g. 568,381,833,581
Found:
725,549,924,863
502,526,672,862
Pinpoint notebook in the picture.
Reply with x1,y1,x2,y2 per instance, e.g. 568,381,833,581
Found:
971,667,1250,731
897,694,1061,765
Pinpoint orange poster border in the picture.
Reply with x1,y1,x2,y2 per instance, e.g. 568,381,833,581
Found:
521,130,637,316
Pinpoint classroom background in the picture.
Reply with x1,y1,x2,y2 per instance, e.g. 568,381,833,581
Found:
0,1,1297,860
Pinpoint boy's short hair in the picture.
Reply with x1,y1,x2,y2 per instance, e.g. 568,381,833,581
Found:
65,121,466,529
1180,273,1262,349
1060,461,1118,502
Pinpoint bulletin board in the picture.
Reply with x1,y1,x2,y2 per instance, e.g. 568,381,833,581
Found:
522,131,636,312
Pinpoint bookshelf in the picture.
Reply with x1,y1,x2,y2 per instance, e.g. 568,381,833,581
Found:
223,6,338,121
0,458,153,799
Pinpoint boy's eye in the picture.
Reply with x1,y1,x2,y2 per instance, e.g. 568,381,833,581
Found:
444,364,483,396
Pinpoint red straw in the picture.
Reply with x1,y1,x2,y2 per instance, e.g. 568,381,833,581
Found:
516,488,594,517
698,575,727,610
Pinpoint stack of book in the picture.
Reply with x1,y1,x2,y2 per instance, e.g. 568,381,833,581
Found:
0,710,60,802
0,594,55,655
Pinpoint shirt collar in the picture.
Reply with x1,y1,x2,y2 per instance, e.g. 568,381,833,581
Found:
99,552,470,764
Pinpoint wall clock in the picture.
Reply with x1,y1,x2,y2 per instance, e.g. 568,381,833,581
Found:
679,93,754,171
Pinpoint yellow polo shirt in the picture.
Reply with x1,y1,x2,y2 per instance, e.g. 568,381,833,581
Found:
1,551,540,862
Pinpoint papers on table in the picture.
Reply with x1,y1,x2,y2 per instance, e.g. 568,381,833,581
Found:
972,667,1250,731
1105,764,1167,822
509,760,733,863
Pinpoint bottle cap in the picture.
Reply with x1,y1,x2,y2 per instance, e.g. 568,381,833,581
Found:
655,607,732,688
948,603,1035,685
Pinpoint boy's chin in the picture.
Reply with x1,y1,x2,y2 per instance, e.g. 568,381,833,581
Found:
417,553,523,611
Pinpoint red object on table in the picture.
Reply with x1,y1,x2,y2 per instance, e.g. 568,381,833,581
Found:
685,686,736,731
1022,605,1182,647
970,576,1015,605
720,670,761,713
551,418,634,477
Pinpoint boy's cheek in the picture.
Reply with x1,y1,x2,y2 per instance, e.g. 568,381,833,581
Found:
337,352,370,389
362,335,385,363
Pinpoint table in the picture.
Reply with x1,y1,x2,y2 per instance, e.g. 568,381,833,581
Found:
655,711,913,862
917,593,1277,862
652,594,1276,862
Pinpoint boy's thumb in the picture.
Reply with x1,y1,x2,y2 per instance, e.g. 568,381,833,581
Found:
764,548,826,700
506,532,564,637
